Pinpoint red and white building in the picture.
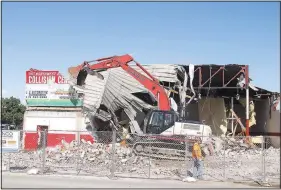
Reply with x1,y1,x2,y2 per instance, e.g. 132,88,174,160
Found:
23,69,94,150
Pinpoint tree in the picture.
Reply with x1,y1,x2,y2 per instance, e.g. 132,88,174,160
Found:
1,96,26,127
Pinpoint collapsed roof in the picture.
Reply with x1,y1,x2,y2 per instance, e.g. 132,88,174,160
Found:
68,64,187,134
67,63,279,134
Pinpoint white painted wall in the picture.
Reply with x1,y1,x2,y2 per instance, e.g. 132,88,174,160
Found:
23,111,84,133
25,111,78,118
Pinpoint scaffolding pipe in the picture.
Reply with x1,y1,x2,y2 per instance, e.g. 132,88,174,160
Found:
245,65,250,137
231,97,234,137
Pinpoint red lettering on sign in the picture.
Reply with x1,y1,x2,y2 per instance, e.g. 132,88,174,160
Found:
27,76,48,84
58,76,68,84
26,70,68,84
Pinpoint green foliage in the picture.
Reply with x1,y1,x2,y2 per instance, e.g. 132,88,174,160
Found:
1,96,26,126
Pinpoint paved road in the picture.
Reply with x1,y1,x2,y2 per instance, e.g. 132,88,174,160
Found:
1,172,262,188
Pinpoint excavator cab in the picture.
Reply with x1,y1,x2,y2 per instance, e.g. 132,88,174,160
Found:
143,110,179,134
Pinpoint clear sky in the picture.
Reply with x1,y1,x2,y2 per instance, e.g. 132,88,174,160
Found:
2,2,280,103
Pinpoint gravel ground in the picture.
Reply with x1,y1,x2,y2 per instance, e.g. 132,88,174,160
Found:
2,136,280,184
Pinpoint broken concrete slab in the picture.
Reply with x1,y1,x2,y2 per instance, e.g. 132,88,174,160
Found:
27,168,39,175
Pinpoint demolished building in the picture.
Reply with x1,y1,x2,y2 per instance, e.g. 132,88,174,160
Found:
67,59,280,148
15,57,279,180
21,56,279,150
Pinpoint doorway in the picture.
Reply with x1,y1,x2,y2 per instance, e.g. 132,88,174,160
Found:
37,125,48,149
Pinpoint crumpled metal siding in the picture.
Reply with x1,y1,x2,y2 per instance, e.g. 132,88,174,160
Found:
69,64,185,133
82,71,109,116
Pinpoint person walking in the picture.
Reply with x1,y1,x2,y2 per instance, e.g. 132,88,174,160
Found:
191,139,204,180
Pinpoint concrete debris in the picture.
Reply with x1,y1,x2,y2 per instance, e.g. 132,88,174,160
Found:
129,167,137,172
213,137,224,152
2,137,280,181
183,177,197,182
2,164,8,171
27,168,40,175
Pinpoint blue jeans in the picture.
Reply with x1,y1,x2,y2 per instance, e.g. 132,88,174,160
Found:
192,159,204,179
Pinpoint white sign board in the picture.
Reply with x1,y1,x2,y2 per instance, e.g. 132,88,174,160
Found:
1,130,20,152
25,70,75,100
25,84,75,100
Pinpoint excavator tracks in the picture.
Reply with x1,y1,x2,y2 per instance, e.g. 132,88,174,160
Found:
130,135,195,161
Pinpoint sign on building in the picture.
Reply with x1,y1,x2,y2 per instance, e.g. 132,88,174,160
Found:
25,69,83,107
1,130,21,152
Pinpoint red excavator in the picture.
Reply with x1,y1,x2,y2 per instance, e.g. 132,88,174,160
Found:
69,54,171,110
68,54,212,160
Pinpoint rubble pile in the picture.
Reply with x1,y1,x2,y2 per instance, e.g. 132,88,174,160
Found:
202,137,280,181
2,137,280,182
44,139,150,175
2,151,43,170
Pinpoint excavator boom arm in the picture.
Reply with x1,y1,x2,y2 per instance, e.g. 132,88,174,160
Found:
69,54,171,111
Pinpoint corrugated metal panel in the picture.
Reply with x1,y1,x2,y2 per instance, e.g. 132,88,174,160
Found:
69,64,185,133
82,70,109,116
